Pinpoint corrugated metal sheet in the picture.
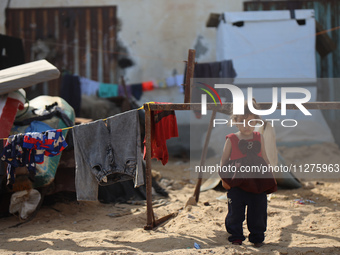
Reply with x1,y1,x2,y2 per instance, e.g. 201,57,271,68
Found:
5,6,117,97
244,0,340,145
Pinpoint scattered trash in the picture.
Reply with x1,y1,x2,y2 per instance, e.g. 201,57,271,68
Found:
9,189,41,220
107,209,139,218
151,169,162,181
125,199,168,208
303,182,315,189
175,161,186,165
153,199,169,208
73,219,90,224
187,214,196,219
107,211,133,218
295,199,305,205
267,194,276,201
194,242,201,249
294,198,316,205
126,200,145,205
216,194,230,202
170,181,184,190
160,179,184,190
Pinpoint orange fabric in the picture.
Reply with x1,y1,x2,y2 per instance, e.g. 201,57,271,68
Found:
142,81,154,91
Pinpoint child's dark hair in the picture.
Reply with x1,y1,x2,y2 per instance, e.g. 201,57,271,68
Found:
230,98,261,122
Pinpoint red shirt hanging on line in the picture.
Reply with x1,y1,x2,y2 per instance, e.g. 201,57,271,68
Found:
143,102,179,165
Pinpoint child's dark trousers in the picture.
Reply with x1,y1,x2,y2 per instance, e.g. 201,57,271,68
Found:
226,187,267,243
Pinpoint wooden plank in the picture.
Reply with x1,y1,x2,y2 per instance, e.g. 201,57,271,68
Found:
206,13,221,28
90,8,99,81
78,9,86,78
109,7,117,83
102,8,110,83
0,60,60,95
66,8,75,74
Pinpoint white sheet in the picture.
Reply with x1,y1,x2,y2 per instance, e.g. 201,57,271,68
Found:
216,10,316,82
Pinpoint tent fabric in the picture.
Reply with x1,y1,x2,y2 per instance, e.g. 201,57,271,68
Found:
222,9,314,23
216,10,316,82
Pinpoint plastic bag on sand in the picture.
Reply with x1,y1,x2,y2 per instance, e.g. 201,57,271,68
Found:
9,189,41,219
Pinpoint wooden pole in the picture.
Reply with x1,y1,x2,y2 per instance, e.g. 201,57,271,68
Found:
120,76,129,99
144,104,175,230
193,110,217,202
184,49,195,103
144,104,154,230
143,49,197,230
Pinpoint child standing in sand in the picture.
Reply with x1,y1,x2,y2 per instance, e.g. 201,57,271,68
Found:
219,99,277,247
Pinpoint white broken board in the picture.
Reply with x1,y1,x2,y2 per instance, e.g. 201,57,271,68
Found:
0,59,60,95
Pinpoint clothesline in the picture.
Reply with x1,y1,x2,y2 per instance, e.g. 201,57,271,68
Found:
63,72,185,99
57,102,152,131
0,102,155,140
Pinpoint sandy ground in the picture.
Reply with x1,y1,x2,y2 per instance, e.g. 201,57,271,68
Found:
0,144,340,255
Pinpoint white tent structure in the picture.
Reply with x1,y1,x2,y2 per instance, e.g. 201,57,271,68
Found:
216,10,316,81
